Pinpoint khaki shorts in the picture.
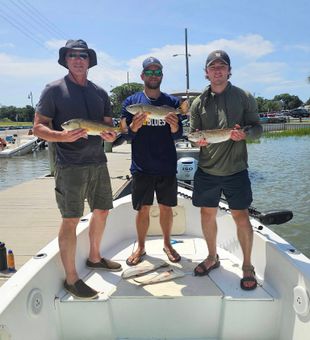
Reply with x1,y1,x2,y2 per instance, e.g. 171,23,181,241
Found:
55,163,113,218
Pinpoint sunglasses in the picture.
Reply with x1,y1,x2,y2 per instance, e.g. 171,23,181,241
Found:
67,52,89,60
143,69,163,77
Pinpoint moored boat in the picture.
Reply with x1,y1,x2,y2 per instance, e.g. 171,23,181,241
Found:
0,134,38,157
0,180,309,339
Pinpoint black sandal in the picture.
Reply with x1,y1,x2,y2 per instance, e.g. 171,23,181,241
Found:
240,264,257,290
194,254,220,276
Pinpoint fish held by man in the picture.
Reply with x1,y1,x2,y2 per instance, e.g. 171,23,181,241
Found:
125,100,189,120
61,118,121,136
188,126,250,144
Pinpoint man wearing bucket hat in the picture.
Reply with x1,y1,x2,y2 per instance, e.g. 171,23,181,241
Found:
120,57,184,266
190,50,262,290
33,39,121,299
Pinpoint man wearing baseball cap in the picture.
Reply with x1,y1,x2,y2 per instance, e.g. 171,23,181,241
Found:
120,57,184,266
190,50,262,290
33,39,121,299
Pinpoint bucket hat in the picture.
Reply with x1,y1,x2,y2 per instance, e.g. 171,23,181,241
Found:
58,39,97,69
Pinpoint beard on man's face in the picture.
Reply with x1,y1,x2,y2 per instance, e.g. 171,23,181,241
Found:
144,78,162,90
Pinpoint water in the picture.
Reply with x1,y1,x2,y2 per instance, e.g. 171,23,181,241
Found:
0,137,309,257
248,136,310,258
0,149,50,190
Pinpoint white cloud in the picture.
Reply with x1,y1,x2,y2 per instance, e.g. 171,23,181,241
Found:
1,34,309,106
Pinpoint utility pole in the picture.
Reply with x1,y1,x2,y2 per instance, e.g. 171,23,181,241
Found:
172,28,191,100
185,28,190,99
28,92,34,108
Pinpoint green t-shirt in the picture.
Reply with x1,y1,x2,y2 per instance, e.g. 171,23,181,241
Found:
190,82,262,176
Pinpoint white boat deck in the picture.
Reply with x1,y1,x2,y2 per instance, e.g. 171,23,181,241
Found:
59,237,272,301
56,237,278,340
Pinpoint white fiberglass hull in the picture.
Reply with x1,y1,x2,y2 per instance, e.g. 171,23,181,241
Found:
0,183,309,339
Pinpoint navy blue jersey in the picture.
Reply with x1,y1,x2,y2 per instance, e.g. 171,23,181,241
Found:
121,92,183,176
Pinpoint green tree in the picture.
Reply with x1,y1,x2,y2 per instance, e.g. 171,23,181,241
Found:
255,96,265,112
19,105,35,122
273,94,302,110
0,105,35,122
110,82,144,117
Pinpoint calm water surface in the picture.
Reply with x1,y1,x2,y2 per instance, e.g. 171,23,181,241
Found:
1,137,309,257
248,136,310,258
0,149,50,190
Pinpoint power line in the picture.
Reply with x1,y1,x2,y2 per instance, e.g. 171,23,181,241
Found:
0,9,46,48
10,0,62,40
0,0,68,50
17,0,68,39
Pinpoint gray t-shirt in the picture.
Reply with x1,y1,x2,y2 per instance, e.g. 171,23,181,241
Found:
36,76,111,165
190,82,262,176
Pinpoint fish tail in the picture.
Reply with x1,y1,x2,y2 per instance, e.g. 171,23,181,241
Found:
179,100,189,115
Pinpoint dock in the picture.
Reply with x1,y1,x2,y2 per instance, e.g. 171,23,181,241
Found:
0,143,132,286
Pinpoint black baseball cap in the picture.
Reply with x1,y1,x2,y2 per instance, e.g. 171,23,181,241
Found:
206,50,230,68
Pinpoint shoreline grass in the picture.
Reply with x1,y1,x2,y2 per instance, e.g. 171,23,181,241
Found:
0,121,32,127
246,127,310,143
263,128,310,138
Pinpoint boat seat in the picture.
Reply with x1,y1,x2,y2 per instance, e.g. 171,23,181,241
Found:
147,204,186,236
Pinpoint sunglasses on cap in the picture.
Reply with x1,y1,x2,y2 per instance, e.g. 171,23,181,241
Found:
143,69,163,77
67,52,89,60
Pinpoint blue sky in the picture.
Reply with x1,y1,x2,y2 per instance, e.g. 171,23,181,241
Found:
0,0,309,108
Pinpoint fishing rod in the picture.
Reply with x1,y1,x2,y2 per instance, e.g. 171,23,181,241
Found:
177,180,293,226
113,177,293,226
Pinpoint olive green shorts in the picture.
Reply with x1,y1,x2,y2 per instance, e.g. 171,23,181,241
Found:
55,163,113,218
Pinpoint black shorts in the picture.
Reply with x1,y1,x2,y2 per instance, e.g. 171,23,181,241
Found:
132,173,177,210
192,168,253,210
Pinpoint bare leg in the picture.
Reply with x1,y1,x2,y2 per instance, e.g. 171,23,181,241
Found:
126,205,150,264
159,204,173,249
195,207,218,274
159,204,180,261
231,209,256,289
58,217,80,285
88,209,109,263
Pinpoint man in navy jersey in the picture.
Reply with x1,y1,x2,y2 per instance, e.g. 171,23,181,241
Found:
121,57,183,266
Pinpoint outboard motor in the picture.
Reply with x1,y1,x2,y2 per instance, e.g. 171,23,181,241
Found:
177,157,198,184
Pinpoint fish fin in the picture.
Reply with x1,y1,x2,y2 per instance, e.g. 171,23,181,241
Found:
179,100,190,115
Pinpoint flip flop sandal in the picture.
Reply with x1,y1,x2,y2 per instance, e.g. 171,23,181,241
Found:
126,251,146,266
194,254,220,276
163,247,181,263
240,264,258,290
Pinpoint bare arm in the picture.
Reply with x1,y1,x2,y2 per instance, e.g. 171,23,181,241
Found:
33,112,86,142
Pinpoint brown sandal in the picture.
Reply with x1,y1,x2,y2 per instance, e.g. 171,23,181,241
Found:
163,247,181,263
194,254,220,276
126,251,146,266
240,264,257,290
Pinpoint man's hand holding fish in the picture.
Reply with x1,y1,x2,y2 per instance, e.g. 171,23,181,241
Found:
129,111,148,132
63,128,88,142
230,124,247,142
99,130,118,142
165,112,179,133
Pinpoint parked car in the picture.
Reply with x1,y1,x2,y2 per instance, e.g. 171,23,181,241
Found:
289,108,309,118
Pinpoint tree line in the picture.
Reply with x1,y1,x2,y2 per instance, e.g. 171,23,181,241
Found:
1,84,309,123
